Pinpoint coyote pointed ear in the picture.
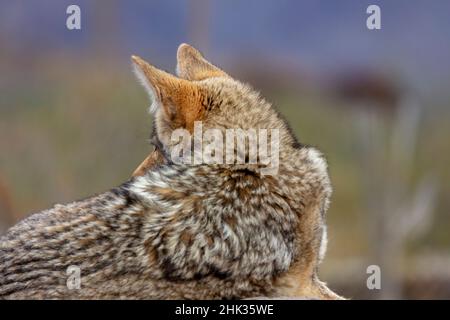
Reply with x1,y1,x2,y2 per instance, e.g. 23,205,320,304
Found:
131,55,204,131
176,43,228,81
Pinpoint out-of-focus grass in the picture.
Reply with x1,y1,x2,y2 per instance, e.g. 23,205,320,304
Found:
0,59,154,217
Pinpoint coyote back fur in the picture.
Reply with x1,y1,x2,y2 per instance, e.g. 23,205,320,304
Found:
0,44,342,299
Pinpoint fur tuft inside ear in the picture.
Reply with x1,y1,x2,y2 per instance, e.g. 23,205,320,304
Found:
132,56,160,114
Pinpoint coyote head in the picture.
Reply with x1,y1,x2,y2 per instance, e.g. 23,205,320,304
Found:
132,44,300,173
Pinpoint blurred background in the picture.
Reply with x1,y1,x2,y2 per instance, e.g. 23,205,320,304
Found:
1,0,449,299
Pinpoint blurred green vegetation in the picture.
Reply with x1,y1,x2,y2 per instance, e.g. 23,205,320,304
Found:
0,59,152,215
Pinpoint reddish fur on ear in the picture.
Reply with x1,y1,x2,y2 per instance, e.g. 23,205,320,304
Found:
131,53,209,178
132,149,166,177
131,54,205,132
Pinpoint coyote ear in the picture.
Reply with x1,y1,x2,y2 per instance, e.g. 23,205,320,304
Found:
132,55,181,115
176,43,228,81
132,55,204,130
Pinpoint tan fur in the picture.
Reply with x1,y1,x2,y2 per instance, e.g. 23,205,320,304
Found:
176,43,228,81
132,149,165,177
274,201,343,299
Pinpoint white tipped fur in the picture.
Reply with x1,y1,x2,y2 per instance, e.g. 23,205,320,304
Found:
307,148,328,174
319,226,328,263
132,61,160,114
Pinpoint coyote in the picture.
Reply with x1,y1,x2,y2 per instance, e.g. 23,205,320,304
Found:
0,44,342,299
